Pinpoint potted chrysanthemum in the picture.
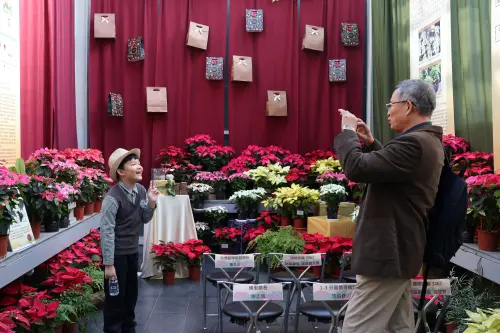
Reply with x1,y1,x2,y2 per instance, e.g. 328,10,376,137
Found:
320,184,348,220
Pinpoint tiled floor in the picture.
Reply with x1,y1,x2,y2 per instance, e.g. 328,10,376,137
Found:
85,271,333,333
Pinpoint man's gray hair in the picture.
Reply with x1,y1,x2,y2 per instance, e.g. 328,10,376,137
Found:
395,79,436,116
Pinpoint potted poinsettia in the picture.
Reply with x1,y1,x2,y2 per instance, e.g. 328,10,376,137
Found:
214,227,242,254
245,164,290,191
192,145,235,172
311,157,342,175
179,239,211,280
193,171,227,199
184,134,216,155
228,173,253,194
320,184,348,220
151,241,182,285
466,174,500,251
188,183,212,209
229,188,267,220
38,181,78,233
205,206,228,227
93,171,112,212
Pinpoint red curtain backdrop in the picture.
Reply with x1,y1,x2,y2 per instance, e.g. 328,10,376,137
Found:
228,0,299,153
150,0,226,157
20,0,76,158
88,0,158,183
298,0,365,153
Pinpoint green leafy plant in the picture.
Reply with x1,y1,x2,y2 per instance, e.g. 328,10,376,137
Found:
81,264,104,292
247,226,305,269
464,308,500,333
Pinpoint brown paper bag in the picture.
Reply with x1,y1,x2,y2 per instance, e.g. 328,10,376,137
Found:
302,25,324,51
186,22,209,50
266,91,287,117
231,56,253,82
94,13,116,39
146,87,168,113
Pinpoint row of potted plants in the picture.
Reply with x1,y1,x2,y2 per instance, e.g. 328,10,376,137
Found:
0,229,103,333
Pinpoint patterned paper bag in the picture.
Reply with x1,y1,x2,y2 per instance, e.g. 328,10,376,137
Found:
107,93,123,117
341,23,360,46
246,9,264,32
329,59,347,82
231,56,253,82
186,22,210,50
302,25,324,51
146,87,168,113
206,57,224,80
127,36,145,62
94,13,116,38
266,91,287,117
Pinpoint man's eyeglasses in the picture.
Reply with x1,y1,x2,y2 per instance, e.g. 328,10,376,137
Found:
385,100,416,110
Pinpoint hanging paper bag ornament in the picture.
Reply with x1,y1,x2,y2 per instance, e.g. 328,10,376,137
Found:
127,36,145,62
329,59,347,82
266,91,287,117
107,93,123,116
231,56,253,82
341,23,360,46
146,87,168,113
206,57,224,80
94,13,116,38
186,22,210,50
302,25,324,51
246,9,264,32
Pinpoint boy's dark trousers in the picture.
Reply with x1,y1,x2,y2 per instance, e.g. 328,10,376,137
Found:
103,253,139,333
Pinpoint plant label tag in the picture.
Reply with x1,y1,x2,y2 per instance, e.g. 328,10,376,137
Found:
296,210,304,216
215,254,255,268
410,279,451,296
313,283,355,300
68,202,77,209
282,254,321,267
233,283,283,302
221,243,229,249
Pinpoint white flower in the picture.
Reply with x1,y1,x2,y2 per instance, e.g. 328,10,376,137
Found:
166,174,174,181
229,188,267,202
351,206,360,222
319,184,347,196
188,183,213,194
195,222,210,231
205,206,228,214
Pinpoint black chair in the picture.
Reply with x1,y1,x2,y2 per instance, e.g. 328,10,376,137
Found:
202,253,261,329
295,281,354,333
217,281,292,333
338,252,356,283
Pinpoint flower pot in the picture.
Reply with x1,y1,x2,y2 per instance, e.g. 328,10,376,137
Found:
312,266,322,277
43,216,60,233
293,218,306,229
237,212,249,220
477,230,499,252
0,234,8,259
174,183,181,195
94,200,103,213
193,199,204,209
63,322,77,333
162,270,175,285
189,267,201,281
327,207,339,220
59,216,70,228
208,193,216,200
281,217,291,227
461,224,475,244
179,182,188,195
74,206,84,221
216,189,226,200
30,221,41,239
84,202,95,215
445,321,457,333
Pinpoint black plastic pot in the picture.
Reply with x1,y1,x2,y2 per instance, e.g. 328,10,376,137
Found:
59,215,70,228
43,216,60,233
327,206,339,220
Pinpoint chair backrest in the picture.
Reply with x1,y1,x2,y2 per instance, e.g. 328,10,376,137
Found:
338,251,352,282
203,253,261,283
267,253,327,283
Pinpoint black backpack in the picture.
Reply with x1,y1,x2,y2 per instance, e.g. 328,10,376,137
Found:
418,150,467,311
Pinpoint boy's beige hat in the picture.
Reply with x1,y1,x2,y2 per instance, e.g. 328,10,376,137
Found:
108,148,141,182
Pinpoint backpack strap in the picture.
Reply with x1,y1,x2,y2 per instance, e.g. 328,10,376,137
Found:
417,264,430,311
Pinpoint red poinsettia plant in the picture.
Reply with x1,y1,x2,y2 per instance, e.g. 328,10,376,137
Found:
243,225,270,242
184,134,217,155
0,309,31,333
442,134,470,159
214,227,242,245
63,148,105,170
347,181,365,203
256,211,281,228
42,266,93,294
193,171,227,192
316,171,348,186
179,239,211,268
192,145,235,171
151,241,183,272
453,151,494,178
304,150,337,165
222,156,255,175
0,166,30,235
157,146,187,166
17,293,59,328
465,173,500,232
302,233,353,260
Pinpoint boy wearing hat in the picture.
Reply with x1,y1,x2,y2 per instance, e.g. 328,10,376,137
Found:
100,148,159,333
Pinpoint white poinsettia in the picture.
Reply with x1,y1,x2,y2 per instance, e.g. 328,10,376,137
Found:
188,183,213,194
229,188,267,214
205,206,228,214
195,221,210,231
319,184,347,204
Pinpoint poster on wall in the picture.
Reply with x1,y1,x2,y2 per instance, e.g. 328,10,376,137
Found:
410,0,454,134
0,0,20,166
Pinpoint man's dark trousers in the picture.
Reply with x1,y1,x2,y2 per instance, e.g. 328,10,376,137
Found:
103,253,139,333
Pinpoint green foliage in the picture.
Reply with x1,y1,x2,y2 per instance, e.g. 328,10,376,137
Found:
8,158,26,174
248,226,305,269
82,264,104,292
58,285,97,322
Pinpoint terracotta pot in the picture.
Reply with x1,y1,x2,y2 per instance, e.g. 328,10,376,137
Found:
74,207,85,221
189,267,201,281
162,270,175,285
281,217,291,227
30,221,41,239
63,322,77,333
0,234,8,259
445,321,457,333
477,230,499,252
94,200,102,213
312,266,322,277
293,218,306,229
84,202,95,215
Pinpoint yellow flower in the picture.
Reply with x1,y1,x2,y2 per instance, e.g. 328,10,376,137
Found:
311,157,342,175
